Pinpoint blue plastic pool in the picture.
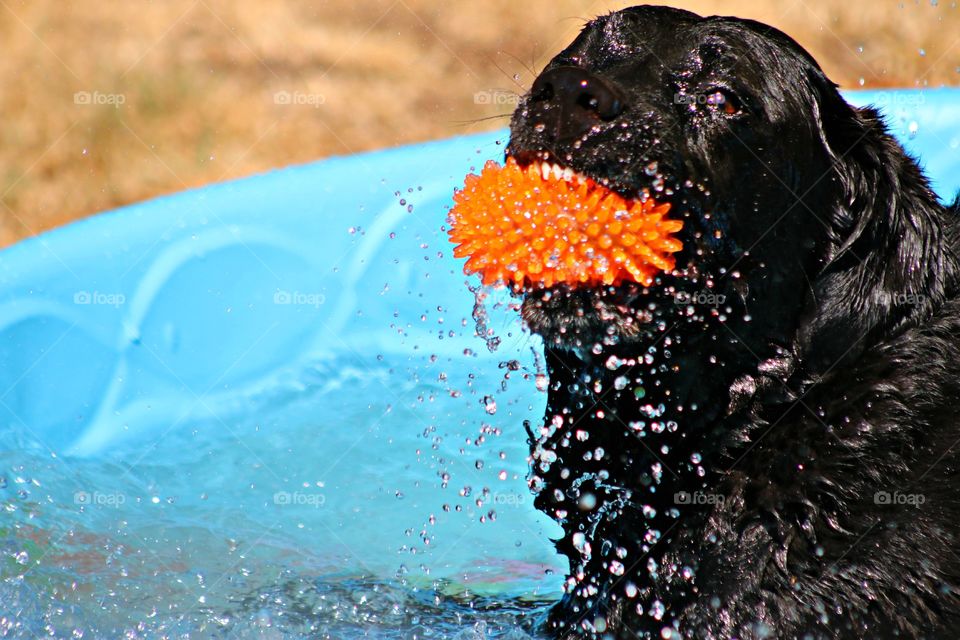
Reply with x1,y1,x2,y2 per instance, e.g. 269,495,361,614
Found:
1,89,959,638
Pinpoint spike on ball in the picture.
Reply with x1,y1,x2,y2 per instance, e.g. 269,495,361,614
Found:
446,157,683,289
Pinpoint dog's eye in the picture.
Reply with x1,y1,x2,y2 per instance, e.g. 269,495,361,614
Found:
705,89,743,116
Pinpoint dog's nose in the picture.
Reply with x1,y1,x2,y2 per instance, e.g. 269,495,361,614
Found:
528,66,625,142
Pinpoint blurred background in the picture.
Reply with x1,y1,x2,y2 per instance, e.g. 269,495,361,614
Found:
0,0,957,247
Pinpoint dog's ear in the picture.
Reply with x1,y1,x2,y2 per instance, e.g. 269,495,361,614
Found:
796,71,957,375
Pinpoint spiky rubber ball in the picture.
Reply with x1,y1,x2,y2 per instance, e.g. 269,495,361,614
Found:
447,157,683,289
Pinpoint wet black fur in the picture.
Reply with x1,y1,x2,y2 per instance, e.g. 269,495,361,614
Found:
505,6,960,639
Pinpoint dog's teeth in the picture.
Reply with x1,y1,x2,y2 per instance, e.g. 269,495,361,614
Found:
535,159,586,183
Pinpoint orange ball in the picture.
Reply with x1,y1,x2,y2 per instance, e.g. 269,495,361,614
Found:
447,157,683,289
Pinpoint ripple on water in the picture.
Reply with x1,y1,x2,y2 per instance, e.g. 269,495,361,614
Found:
0,351,560,639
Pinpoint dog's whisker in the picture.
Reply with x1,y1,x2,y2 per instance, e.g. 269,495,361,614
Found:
449,113,513,126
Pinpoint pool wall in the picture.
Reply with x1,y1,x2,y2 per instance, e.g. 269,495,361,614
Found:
0,88,958,456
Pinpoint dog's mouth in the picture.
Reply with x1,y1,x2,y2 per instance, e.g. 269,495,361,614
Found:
507,149,641,199
518,281,659,348
502,148,678,347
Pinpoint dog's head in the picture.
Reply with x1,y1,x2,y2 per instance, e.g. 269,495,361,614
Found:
508,5,949,375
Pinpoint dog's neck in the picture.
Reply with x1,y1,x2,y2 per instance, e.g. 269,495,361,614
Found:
533,322,773,636
534,204,960,638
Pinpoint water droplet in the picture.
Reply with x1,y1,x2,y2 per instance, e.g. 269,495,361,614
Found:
650,600,666,620
571,532,591,558
578,492,597,511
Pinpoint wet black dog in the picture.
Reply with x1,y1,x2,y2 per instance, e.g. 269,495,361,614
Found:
506,6,960,639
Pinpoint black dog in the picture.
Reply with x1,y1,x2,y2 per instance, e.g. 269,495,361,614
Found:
504,6,960,639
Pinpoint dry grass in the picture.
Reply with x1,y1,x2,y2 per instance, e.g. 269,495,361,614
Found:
0,0,958,246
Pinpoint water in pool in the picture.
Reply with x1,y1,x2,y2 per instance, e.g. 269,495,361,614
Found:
0,332,565,637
